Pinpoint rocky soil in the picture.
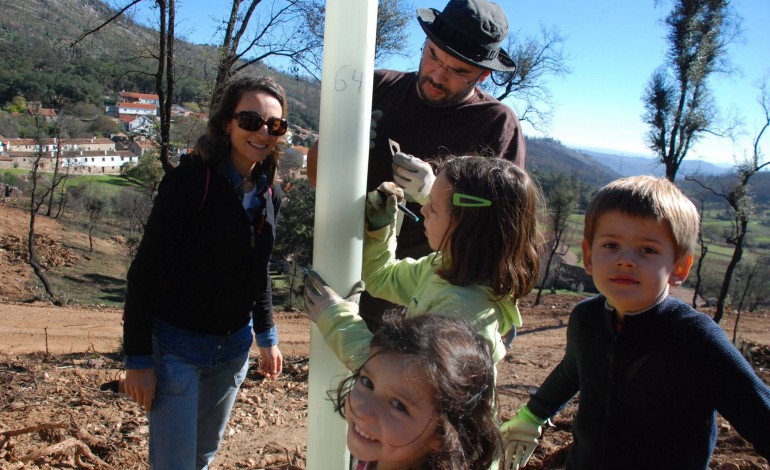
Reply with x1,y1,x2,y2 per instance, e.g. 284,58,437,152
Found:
1,202,768,469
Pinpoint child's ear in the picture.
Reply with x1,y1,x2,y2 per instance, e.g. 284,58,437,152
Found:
669,254,694,286
582,239,593,275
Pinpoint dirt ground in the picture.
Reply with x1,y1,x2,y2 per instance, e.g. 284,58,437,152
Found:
1,203,769,469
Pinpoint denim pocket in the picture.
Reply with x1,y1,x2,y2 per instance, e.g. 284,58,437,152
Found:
155,351,197,397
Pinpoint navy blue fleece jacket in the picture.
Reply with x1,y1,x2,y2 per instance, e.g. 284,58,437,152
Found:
527,295,770,469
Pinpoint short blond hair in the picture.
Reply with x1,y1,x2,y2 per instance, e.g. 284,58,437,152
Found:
584,176,700,260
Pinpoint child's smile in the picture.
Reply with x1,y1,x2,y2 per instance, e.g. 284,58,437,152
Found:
344,352,440,469
582,210,691,317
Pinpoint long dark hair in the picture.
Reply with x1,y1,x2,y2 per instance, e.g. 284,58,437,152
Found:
331,315,501,470
436,156,542,300
194,75,287,186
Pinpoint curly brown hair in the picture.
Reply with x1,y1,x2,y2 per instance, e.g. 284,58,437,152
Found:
435,156,543,300
193,74,287,186
331,315,501,470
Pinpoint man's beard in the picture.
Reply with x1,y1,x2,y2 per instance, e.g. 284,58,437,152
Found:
416,74,475,108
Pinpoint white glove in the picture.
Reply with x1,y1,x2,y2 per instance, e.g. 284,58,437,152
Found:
391,152,435,205
303,269,365,322
501,405,546,470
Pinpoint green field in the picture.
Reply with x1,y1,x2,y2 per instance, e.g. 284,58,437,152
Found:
555,203,770,278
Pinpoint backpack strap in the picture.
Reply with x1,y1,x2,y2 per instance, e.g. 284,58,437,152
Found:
197,166,210,213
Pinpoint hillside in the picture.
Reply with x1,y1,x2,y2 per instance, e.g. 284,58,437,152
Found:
525,137,620,187
0,0,321,129
4,0,760,186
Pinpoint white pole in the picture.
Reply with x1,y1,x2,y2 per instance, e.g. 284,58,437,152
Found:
306,1,379,469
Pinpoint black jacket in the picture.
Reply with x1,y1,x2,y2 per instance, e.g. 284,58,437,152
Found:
123,159,281,356
528,296,770,469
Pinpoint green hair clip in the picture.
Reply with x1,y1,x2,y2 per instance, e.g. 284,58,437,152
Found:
453,193,492,207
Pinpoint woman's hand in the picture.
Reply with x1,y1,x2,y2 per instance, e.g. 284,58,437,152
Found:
259,345,283,379
124,368,157,412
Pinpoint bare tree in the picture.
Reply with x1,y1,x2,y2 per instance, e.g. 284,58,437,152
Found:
207,0,317,108
84,195,105,253
691,198,709,308
642,0,739,181
729,260,761,343
72,0,177,172
44,115,72,217
208,0,412,107
534,174,578,306
27,118,60,304
481,25,571,132
71,0,411,163
685,77,769,323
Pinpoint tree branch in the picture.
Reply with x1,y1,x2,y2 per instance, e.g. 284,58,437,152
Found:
70,0,145,47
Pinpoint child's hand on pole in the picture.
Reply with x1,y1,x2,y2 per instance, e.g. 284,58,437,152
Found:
304,269,365,322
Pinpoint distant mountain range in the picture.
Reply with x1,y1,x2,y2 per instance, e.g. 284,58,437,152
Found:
575,148,732,178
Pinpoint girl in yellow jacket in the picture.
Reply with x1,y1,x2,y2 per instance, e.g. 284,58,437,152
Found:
306,155,542,372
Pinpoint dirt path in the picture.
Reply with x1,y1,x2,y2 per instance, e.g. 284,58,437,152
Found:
1,298,768,469
0,302,311,357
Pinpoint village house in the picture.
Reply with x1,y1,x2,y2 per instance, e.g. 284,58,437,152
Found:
119,114,155,133
62,150,139,174
129,138,158,157
113,91,161,136
117,102,157,118
171,104,194,119
119,91,160,107
0,136,139,174
27,105,58,122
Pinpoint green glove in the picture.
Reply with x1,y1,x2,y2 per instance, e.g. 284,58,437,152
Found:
303,269,365,323
501,405,547,470
365,182,403,230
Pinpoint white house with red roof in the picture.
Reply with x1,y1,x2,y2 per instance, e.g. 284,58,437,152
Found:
117,102,157,118
0,136,138,174
119,91,160,106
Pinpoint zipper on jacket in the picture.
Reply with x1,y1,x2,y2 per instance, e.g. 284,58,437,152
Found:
250,225,255,248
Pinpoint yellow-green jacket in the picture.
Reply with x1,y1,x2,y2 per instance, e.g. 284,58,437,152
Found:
316,223,520,371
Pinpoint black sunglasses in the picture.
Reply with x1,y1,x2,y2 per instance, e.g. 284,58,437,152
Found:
232,111,288,136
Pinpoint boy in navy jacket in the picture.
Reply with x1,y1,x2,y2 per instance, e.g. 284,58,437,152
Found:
502,176,770,470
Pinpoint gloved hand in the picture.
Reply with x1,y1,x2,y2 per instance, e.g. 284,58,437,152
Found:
369,109,383,149
392,152,435,205
501,405,547,470
304,269,365,322
365,182,404,230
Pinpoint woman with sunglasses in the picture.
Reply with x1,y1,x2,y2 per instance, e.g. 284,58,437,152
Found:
122,75,288,469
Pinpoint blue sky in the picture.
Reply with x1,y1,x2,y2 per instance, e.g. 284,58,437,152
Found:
137,0,769,165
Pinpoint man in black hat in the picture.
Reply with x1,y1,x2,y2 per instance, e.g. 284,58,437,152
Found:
309,0,526,330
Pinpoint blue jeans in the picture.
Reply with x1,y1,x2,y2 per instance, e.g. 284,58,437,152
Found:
149,322,251,470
